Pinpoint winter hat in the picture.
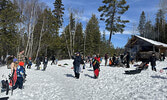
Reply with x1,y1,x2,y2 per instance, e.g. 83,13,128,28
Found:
19,61,24,66
13,58,18,62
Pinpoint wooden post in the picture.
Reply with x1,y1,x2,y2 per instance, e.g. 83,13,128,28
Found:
153,45,155,52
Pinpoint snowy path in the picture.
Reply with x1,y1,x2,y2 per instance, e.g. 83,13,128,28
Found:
1,59,167,100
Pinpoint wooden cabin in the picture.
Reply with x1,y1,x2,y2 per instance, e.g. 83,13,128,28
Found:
125,35,167,61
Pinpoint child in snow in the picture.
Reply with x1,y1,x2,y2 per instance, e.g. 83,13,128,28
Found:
27,57,32,69
104,53,108,66
109,58,112,66
13,61,25,89
43,56,48,71
93,54,101,79
9,58,18,87
56,59,58,65
150,53,157,71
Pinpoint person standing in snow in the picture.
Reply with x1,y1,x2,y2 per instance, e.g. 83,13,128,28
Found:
112,54,116,66
43,56,48,71
150,53,157,71
25,56,28,67
72,52,81,79
13,61,25,89
89,56,93,67
36,57,41,70
51,55,55,65
105,53,108,66
9,58,18,86
56,58,58,65
80,55,85,69
93,54,101,78
126,52,130,68
27,57,32,69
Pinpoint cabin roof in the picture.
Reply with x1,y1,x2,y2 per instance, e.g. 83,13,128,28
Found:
125,35,167,48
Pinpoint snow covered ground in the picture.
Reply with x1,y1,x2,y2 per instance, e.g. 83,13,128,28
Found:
0,59,167,100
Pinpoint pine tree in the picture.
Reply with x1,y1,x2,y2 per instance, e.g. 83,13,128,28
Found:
155,9,165,42
63,12,76,58
144,21,153,39
33,8,60,57
138,11,146,37
165,23,167,44
52,0,64,29
155,9,166,42
42,8,59,56
98,0,129,44
74,22,84,53
0,0,20,56
85,14,101,55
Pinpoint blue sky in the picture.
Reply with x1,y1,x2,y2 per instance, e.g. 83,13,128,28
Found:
41,0,160,48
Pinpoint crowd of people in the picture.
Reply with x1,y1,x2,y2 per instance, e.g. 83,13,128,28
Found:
70,51,167,79
0,50,166,94
0,50,59,92
104,52,131,68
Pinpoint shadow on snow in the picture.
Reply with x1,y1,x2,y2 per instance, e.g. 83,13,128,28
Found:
84,74,95,79
64,74,75,78
151,75,167,79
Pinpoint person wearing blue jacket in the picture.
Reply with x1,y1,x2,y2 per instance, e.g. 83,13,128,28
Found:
13,61,25,89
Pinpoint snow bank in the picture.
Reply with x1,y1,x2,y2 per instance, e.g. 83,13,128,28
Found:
0,59,167,100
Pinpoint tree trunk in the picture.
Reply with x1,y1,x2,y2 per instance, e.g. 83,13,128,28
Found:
35,17,45,62
108,1,116,45
25,9,33,57
84,32,86,57
64,31,71,59
69,26,73,56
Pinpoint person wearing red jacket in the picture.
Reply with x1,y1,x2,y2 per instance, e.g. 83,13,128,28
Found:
93,54,101,79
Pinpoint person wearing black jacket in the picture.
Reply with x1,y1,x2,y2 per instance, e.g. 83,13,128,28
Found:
43,56,48,71
72,53,81,79
105,53,108,66
51,55,55,65
126,52,130,68
112,54,116,66
150,53,157,71
36,57,41,70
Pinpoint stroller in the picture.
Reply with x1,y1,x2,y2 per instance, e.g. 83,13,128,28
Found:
1,74,15,95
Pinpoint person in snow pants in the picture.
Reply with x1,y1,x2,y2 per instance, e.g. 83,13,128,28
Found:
43,56,48,71
93,54,101,79
126,52,130,68
105,53,108,66
73,53,81,79
36,57,41,70
80,55,85,69
27,57,32,69
150,53,157,71
13,62,25,89
51,55,55,65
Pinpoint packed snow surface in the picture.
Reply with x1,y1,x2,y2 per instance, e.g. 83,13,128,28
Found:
0,59,167,100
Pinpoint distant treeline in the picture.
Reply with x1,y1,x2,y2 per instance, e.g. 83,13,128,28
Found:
0,0,124,60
